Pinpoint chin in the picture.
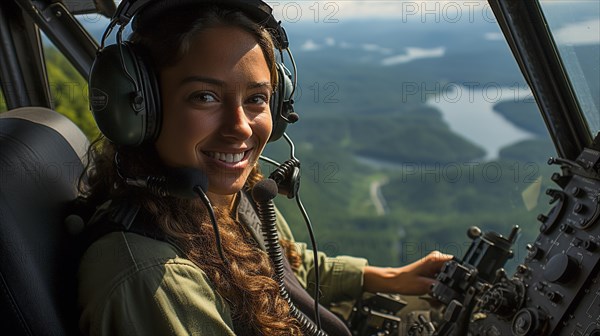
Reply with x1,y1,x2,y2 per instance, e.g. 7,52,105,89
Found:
207,176,247,196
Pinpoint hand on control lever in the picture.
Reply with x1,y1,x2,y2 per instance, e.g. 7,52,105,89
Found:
363,251,453,296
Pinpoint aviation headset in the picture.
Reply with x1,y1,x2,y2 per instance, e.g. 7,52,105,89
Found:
89,0,298,147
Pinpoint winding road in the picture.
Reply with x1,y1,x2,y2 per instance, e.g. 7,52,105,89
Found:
370,177,390,216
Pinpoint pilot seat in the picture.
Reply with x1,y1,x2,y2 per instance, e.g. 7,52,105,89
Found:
0,107,89,335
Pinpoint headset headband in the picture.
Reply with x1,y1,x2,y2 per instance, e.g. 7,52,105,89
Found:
108,0,289,49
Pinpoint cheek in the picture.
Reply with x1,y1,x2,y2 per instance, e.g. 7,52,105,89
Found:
156,104,209,165
256,112,273,143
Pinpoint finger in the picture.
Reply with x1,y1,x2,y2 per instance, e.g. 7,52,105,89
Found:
427,251,454,263
411,276,438,295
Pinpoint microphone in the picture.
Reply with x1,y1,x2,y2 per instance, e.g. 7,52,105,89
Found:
287,112,300,123
123,167,208,199
164,167,209,198
251,178,279,203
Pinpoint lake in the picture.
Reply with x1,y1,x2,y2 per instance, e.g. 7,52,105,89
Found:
427,85,536,161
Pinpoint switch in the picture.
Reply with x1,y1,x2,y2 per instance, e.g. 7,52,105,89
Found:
546,291,562,303
560,223,574,234
584,240,598,252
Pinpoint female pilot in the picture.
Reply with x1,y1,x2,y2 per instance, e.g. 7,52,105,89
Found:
78,1,450,335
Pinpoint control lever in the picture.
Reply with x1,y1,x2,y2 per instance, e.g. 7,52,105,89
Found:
430,226,518,336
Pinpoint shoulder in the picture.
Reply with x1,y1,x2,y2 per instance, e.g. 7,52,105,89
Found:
79,231,197,308
78,232,235,335
79,231,183,287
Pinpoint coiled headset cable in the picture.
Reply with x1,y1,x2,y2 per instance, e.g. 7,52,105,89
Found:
252,179,327,336
260,133,324,331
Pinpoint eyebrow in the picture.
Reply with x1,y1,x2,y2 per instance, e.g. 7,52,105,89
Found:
249,81,273,90
179,76,224,87
179,76,272,90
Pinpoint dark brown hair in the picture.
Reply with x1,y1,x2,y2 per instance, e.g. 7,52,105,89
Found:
81,5,300,335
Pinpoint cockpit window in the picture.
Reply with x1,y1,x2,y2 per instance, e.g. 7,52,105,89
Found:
42,33,98,139
2,1,558,272
0,89,6,112
539,0,600,136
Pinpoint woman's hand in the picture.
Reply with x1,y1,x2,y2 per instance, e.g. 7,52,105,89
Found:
363,251,453,296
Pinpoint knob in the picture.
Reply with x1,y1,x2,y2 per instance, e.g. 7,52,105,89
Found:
559,223,574,234
573,203,586,214
551,173,570,188
511,308,547,336
546,189,564,204
589,329,600,336
571,187,584,197
537,214,550,233
543,254,578,283
517,264,529,274
526,244,544,260
467,226,481,239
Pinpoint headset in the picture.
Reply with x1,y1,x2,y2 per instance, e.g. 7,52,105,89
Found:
89,0,298,147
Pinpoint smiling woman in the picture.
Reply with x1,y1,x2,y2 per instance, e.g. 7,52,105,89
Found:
79,5,304,336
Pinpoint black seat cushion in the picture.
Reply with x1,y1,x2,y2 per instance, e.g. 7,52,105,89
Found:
0,107,88,335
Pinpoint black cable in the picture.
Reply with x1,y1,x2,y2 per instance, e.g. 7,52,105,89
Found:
193,186,228,265
252,179,327,336
260,155,280,167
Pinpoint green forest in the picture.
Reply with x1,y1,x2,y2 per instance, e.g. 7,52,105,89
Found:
1,45,559,274
0,48,98,138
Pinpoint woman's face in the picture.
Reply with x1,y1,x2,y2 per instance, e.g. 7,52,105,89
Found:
156,26,273,199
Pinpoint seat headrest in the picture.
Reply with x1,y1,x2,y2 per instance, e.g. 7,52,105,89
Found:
0,107,89,335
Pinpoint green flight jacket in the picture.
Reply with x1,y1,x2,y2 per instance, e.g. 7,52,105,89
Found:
78,206,368,335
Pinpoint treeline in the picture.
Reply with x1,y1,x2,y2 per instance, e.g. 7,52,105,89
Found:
286,108,485,165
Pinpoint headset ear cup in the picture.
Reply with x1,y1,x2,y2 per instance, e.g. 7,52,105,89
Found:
128,42,162,143
89,43,161,146
269,63,295,142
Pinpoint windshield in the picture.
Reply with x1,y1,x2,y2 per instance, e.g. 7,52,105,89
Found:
539,0,600,136
1,1,558,274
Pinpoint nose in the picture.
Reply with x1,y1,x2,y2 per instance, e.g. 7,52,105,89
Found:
220,103,252,141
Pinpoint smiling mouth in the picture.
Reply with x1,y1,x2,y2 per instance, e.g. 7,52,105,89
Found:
204,150,249,164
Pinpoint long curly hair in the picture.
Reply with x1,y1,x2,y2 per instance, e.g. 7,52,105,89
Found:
81,5,302,335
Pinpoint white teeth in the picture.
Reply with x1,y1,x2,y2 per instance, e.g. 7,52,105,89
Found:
208,151,245,163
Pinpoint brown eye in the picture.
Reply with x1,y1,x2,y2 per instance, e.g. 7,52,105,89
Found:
189,92,218,104
247,94,269,105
